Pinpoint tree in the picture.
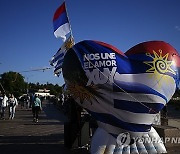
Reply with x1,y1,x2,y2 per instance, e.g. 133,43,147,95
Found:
0,71,27,97
43,83,62,96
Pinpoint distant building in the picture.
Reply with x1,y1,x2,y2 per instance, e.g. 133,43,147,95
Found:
35,89,50,97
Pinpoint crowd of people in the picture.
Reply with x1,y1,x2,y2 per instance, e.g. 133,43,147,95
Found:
0,92,42,122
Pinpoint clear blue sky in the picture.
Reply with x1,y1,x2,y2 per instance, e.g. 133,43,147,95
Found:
0,0,180,86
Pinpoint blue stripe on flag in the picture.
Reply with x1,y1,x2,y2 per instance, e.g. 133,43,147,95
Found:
54,59,64,72
86,109,151,132
54,66,62,73
51,52,65,65
114,99,164,114
53,12,69,32
56,58,64,66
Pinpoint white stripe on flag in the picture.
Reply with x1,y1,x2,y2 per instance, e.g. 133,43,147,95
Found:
50,35,75,76
54,23,70,41
51,51,66,66
50,52,65,66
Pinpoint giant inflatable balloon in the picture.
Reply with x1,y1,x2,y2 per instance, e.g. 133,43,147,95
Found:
62,40,180,154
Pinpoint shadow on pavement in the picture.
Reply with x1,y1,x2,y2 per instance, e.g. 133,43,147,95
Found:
0,144,73,154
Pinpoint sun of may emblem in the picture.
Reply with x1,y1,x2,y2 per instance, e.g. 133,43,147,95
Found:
67,84,100,105
144,50,176,75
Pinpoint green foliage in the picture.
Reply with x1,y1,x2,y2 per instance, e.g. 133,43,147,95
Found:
28,82,62,96
0,71,62,98
46,83,62,96
0,71,27,97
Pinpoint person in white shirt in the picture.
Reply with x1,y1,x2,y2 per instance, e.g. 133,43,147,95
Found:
0,93,3,118
0,93,8,120
8,94,18,120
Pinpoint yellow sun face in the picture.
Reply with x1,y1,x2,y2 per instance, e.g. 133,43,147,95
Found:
144,50,176,87
144,50,175,75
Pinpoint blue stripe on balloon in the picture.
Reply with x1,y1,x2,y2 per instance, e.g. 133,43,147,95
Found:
176,67,180,89
114,99,164,114
113,81,167,102
74,41,151,74
127,54,152,61
73,40,179,78
86,109,151,132
73,41,131,72
109,133,118,138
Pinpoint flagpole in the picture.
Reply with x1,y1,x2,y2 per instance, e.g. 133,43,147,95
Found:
50,1,75,76
64,0,74,42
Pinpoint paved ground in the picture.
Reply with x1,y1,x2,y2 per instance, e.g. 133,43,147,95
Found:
167,103,180,129
0,100,89,154
165,103,180,153
1,100,180,154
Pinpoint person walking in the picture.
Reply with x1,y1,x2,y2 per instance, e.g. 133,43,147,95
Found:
32,94,42,123
0,93,3,118
8,94,18,120
0,93,8,119
24,94,30,109
19,96,25,109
